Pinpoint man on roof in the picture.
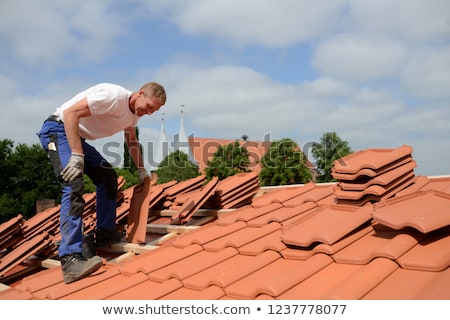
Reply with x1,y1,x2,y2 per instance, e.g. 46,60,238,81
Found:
37,82,166,284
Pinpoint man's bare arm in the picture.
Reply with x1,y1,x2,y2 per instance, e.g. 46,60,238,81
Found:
124,126,145,170
62,98,91,154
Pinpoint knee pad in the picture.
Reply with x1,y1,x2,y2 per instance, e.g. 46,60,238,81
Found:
67,176,85,217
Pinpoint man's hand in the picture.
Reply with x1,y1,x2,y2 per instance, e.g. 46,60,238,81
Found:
138,168,149,184
61,153,84,182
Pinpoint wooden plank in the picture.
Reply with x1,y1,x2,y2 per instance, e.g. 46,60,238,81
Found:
186,215,217,226
108,242,159,254
146,224,199,234
0,283,10,291
147,233,177,245
154,208,223,217
40,258,61,269
108,252,135,264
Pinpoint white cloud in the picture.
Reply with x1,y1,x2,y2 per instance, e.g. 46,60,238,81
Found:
140,0,343,47
0,0,126,67
298,77,355,99
142,0,450,48
345,0,450,44
402,46,450,99
312,35,407,82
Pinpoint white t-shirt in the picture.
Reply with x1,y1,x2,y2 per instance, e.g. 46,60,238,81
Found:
55,83,139,140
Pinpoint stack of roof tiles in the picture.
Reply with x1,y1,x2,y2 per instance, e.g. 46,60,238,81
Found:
204,171,260,209
332,145,417,205
168,177,220,225
163,175,207,210
163,173,260,224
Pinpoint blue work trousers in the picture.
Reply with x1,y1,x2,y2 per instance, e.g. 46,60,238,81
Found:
38,119,118,257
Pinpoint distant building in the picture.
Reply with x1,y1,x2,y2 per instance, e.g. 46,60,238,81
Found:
150,113,171,173
172,106,198,168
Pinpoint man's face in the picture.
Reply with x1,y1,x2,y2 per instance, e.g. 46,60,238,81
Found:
135,92,164,117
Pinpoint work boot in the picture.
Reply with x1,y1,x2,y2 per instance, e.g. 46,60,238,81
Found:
95,228,124,247
60,253,103,284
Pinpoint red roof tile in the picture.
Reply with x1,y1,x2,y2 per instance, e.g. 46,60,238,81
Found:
333,225,425,264
373,190,450,233
396,226,450,272
126,177,152,243
224,254,333,299
183,250,280,290
363,267,450,300
332,145,413,174
337,159,416,191
149,247,238,282
282,204,373,247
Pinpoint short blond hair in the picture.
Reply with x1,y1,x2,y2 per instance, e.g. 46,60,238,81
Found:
140,82,166,104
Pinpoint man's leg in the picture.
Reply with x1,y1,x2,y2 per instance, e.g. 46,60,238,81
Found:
38,121,85,256
38,120,102,283
82,142,123,247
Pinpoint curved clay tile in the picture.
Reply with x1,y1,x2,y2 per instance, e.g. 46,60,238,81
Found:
282,204,373,247
373,190,450,233
332,145,413,175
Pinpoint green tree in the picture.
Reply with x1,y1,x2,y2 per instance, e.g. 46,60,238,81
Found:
259,138,311,186
114,167,140,189
312,131,352,182
205,140,250,181
0,139,14,193
0,140,60,222
156,150,200,184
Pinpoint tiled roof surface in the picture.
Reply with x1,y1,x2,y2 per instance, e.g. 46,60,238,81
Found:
0,145,449,300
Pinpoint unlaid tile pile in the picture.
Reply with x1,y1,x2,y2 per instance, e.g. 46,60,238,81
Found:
332,145,417,205
161,173,260,224
0,215,25,251
0,208,58,278
204,171,260,209
163,175,208,210
168,177,219,224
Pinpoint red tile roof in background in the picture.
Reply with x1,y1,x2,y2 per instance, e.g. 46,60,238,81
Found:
0,144,449,300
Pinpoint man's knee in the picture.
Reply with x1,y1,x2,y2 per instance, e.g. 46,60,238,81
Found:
86,161,118,199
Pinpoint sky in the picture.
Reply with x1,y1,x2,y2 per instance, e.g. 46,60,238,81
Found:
1,0,449,176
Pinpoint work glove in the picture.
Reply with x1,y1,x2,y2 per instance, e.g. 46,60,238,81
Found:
138,168,149,184
61,153,84,182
